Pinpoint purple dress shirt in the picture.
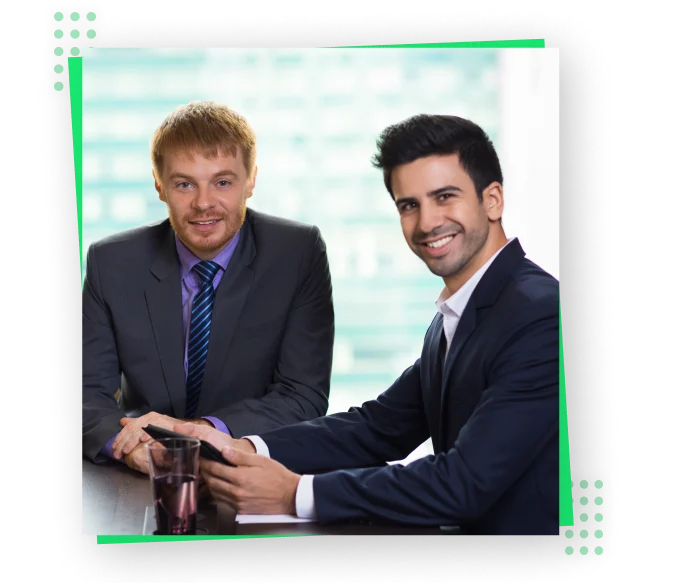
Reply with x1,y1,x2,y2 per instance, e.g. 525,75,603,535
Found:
100,230,241,461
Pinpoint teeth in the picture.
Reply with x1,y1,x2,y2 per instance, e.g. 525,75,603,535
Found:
195,220,216,225
427,236,453,249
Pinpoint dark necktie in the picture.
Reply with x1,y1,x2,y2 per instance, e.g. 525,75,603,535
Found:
185,260,220,418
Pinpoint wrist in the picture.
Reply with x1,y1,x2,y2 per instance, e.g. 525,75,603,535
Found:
236,438,257,454
286,473,301,515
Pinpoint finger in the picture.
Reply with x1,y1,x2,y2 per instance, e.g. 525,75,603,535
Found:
121,428,147,455
200,458,239,484
173,423,197,435
200,458,230,477
118,425,144,454
119,417,133,426
112,425,136,457
222,446,261,467
204,474,241,505
139,432,153,442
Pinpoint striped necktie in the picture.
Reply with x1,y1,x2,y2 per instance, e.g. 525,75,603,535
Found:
185,260,220,418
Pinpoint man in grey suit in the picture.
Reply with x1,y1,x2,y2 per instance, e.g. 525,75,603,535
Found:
82,101,335,473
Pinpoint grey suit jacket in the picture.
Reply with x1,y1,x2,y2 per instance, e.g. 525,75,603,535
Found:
82,208,335,461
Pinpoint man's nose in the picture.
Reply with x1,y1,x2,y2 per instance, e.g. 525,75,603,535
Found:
193,185,215,210
417,202,444,236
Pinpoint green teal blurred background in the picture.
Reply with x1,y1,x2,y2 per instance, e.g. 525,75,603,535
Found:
83,48,558,461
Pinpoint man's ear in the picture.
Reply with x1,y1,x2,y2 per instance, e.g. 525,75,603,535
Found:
246,166,258,199
482,181,504,222
154,172,166,202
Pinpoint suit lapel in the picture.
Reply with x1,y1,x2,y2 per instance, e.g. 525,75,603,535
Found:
438,239,527,442
439,300,477,445
198,214,257,414
442,300,477,390
426,315,446,444
145,223,186,417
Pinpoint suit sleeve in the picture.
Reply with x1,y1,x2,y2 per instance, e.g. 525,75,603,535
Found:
258,359,430,473
82,243,124,461
209,227,335,437
310,309,559,526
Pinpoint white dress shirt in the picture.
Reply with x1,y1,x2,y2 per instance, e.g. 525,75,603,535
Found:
245,238,515,519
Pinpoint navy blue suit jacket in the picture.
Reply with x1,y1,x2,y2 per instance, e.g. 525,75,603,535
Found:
260,239,559,534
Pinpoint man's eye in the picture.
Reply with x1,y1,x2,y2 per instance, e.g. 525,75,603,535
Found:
176,182,191,189
216,180,231,187
400,203,416,212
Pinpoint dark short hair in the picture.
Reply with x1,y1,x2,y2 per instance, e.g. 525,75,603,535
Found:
371,114,503,201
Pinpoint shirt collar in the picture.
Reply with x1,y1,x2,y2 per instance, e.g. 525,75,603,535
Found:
435,238,516,318
175,229,242,282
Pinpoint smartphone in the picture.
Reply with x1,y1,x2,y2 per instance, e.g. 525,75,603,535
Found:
142,424,235,467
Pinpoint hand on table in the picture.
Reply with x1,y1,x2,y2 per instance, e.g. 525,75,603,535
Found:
173,424,300,514
172,423,298,513
124,441,152,475
201,447,301,515
112,413,216,461
112,411,180,460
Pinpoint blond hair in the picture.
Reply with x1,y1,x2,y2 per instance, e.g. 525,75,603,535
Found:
151,101,257,179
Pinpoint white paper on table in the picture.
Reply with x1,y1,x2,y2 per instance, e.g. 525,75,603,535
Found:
235,513,315,524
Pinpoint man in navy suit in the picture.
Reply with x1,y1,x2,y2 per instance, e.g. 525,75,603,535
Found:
176,114,559,535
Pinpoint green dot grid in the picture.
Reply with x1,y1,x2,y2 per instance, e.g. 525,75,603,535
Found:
567,480,605,555
54,13,96,92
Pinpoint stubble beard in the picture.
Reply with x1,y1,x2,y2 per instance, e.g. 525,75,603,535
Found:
421,221,490,280
169,201,247,256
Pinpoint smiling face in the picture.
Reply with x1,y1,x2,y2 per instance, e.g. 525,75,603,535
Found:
155,148,256,260
392,154,506,293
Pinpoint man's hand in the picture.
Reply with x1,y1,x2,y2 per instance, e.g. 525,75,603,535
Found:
172,423,256,454
172,424,292,513
200,447,301,515
112,412,180,460
124,441,152,474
